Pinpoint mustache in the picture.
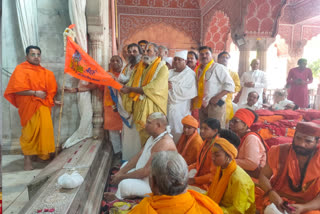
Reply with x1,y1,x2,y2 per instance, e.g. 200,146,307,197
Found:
292,144,314,156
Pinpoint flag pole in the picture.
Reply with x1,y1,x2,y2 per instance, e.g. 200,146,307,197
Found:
56,25,76,157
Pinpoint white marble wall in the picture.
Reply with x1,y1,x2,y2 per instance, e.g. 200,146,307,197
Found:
2,0,81,149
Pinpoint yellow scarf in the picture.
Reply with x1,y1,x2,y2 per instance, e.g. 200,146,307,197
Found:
207,159,237,204
129,61,146,99
131,57,161,101
193,59,214,109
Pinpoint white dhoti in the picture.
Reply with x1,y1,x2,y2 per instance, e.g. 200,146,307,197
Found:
121,117,141,161
264,203,289,214
115,132,167,199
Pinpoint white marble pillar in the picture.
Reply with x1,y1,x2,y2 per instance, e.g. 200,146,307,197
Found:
88,33,104,139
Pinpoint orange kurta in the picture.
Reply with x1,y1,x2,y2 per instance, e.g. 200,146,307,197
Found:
188,137,218,190
4,61,57,157
176,132,204,166
262,144,320,212
4,61,57,126
103,71,122,131
128,190,223,214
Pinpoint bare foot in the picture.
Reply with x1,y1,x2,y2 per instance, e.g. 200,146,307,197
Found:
103,192,118,201
24,156,34,171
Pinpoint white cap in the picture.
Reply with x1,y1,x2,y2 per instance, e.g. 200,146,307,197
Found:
174,50,188,60
164,57,173,66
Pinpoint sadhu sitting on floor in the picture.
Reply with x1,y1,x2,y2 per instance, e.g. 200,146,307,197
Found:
176,115,203,165
104,112,176,200
188,118,220,190
229,108,268,180
129,151,223,214
259,121,320,214
207,138,255,213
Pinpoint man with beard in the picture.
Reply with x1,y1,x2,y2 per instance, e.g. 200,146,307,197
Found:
158,45,169,59
119,43,144,160
193,46,235,128
167,50,197,142
118,43,143,85
187,50,199,71
121,42,169,145
259,121,320,214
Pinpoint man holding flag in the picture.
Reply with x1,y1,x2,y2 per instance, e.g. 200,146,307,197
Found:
121,42,169,145
4,45,61,170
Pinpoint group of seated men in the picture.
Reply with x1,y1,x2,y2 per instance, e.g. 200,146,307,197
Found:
104,110,320,213
96,40,320,213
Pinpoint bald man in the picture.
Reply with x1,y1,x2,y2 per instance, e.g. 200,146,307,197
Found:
104,112,177,200
238,59,267,107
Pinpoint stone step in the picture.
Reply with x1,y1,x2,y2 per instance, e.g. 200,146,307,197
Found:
20,138,113,214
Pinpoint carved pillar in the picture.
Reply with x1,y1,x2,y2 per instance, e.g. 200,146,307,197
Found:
88,33,104,139
256,37,275,72
238,44,250,77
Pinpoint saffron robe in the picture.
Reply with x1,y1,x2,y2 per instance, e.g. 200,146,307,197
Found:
4,61,57,156
177,132,204,166
129,190,223,214
287,67,313,108
208,165,256,214
263,144,320,211
188,138,217,190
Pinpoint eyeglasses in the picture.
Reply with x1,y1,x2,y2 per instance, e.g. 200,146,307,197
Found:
29,53,41,57
229,119,242,124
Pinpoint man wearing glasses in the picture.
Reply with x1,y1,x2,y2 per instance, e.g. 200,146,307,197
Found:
4,45,61,170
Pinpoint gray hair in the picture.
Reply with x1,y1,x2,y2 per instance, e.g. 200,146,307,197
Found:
151,151,188,196
147,42,159,53
159,45,168,53
148,112,168,126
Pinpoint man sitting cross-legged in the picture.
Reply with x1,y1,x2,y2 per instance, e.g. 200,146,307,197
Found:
129,151,223,214
104,112,176,200
259,121,320,214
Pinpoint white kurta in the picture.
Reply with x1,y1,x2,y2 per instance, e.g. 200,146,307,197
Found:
117,64,141,161
167,66,197,142
273,99,294,110
238,69,267,106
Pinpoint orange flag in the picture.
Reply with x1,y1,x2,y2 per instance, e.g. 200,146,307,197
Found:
64,36,123,90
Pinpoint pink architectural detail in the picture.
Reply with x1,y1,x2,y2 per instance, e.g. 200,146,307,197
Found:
245,0,284,36
118,0,200,9
119,15,200,48
303,26,320,41
278,24,293,46
203,11,230,53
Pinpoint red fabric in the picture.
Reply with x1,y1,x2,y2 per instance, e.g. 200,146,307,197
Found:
287,67,313,108
255,109,274,116
265,136,293,147
296,121,320,137
274,110,302,120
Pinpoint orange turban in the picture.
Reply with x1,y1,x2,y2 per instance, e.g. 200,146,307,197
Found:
214,138,238,159
181,115,199,129
233,108,256,128
296,122,320,137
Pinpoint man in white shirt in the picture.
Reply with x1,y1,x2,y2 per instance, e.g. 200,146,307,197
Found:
193,46,235,128
167,50,197,142
238,59,267,107
236,91,260,111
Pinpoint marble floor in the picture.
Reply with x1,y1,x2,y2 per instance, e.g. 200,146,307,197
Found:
2,154,48,213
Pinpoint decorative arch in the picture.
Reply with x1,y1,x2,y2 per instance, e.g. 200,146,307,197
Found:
119,15,200,48
245,0,286,37
122,22,198,56
203,10,230,53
